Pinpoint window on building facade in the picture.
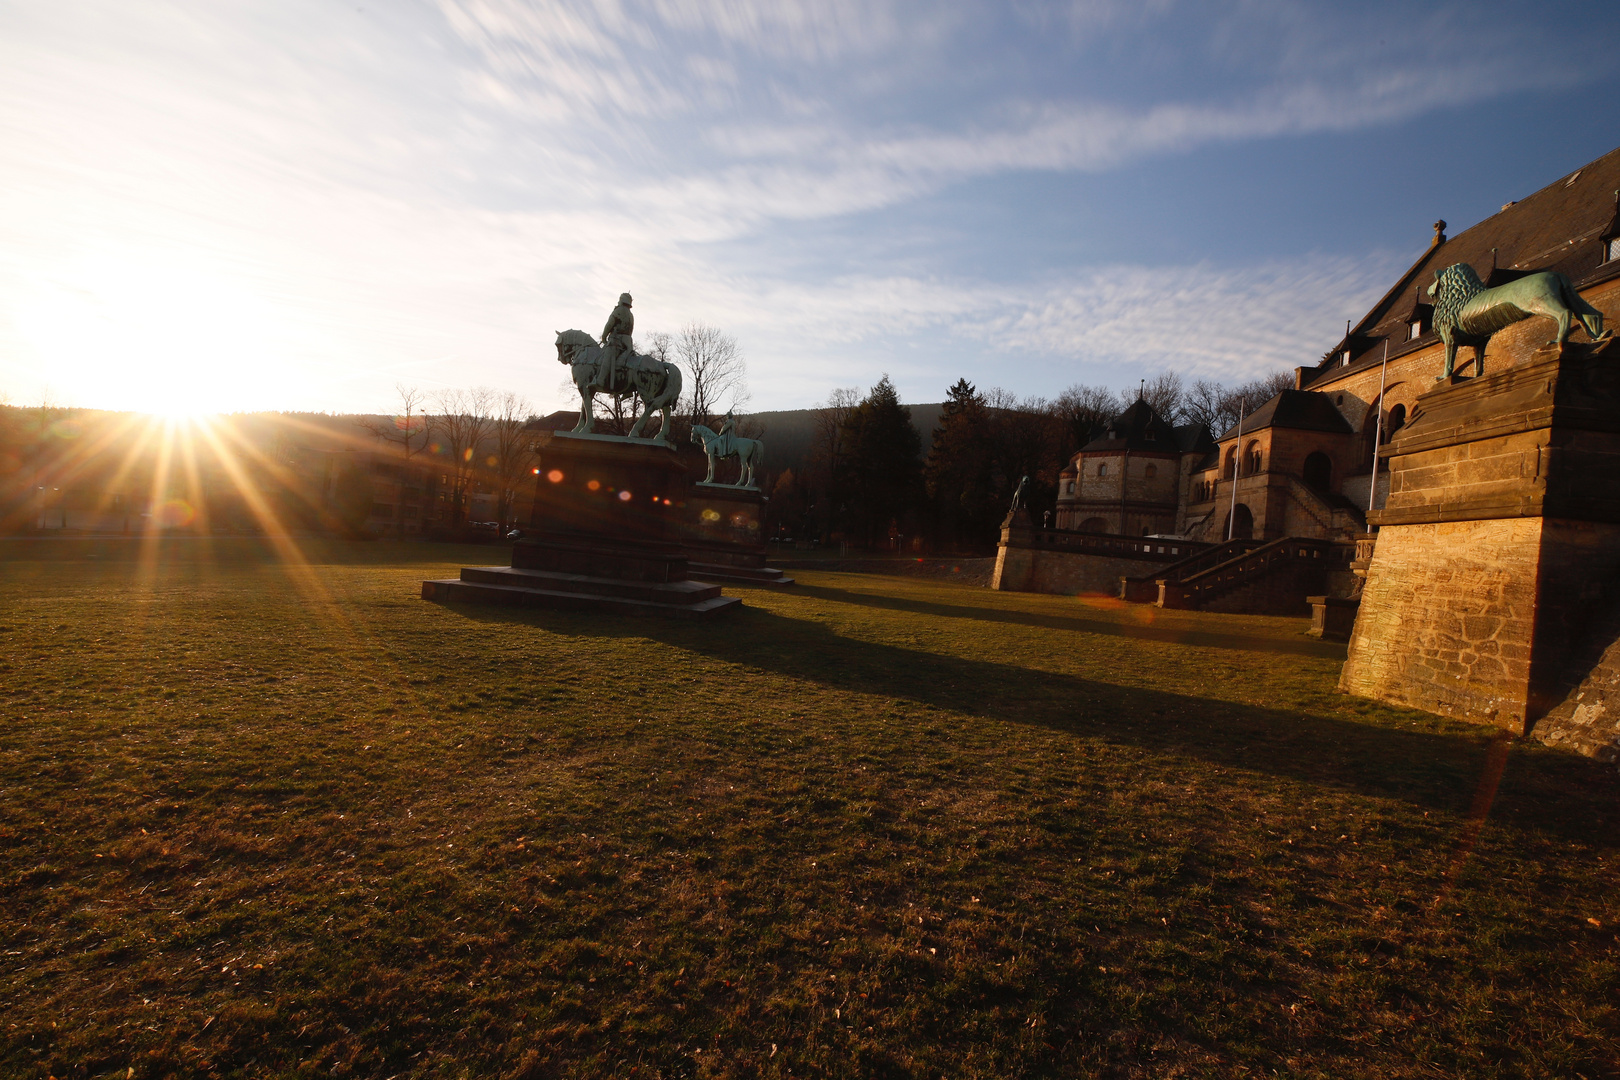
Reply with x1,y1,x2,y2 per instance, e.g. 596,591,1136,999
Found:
1097,463,1107,477
1341,349,1352,366
1608,236,1620,263
1409,319,1424,340
1144,463,1158,479
1065,481,1075,494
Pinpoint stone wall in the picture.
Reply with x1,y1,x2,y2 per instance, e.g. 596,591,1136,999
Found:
1338,517,1548,731
1020,549,1173,596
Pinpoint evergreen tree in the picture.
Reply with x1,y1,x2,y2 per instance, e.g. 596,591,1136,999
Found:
832,375,922,548
924,378,998,551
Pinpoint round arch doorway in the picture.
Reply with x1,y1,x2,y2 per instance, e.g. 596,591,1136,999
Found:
1224,503,1254,540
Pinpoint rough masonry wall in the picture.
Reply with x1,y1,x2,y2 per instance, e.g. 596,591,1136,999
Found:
1339,518,1545,732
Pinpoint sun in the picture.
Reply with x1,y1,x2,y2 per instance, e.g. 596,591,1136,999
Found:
15,246,282,415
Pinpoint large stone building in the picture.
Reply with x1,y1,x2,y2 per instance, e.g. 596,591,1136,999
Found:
1052,145,1620,546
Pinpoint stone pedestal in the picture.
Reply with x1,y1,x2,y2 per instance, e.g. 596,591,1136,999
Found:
678,484,794,587
422,435,740,618
1308,595,1360,641
1339,341,1620,743
990,509,1035,591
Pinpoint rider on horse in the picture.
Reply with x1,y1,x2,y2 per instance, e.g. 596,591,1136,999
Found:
599,292,634,387
715,410,737,458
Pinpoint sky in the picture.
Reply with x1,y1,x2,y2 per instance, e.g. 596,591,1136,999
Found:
2,0,1619,418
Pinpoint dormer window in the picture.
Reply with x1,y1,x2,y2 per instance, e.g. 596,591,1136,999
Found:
1608,236,1620,264
1340,350,1352,366
1409,318,1425,341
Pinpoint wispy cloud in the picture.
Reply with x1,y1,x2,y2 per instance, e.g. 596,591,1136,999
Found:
0,0,1612,413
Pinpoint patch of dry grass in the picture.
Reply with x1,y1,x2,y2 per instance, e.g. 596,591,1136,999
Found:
0,540,1615,1079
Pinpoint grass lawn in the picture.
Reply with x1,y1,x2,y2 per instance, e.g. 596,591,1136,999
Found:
1,540,1616,1079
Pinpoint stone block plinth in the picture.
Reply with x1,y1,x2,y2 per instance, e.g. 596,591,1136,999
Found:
1339,341,1620,738
423,434,740,618
678,483,794,587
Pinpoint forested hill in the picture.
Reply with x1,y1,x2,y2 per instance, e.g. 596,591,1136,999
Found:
743,403,943,480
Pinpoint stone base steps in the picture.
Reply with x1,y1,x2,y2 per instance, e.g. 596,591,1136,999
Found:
422,565,740,618
686,562,795,587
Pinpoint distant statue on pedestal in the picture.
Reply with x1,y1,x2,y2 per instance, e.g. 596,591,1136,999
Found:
692,411,764,487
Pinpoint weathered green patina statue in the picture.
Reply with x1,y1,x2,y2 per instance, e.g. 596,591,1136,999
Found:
1428,263,1610,379
691,413,764,487
554,328,682,443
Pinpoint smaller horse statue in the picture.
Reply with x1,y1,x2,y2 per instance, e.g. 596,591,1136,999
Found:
554,329,682,442
691,421,764,488
1427,263,1611,379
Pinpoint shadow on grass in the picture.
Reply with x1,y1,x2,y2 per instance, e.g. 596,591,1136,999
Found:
792,581,1347,659
440,599,1617,848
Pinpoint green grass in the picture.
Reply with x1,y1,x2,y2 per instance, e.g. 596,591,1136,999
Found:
0,541,1616,1079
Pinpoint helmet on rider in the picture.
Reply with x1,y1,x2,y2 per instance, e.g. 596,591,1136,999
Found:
619,292,633,306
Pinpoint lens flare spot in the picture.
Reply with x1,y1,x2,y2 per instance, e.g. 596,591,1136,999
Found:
547,469,564,483
618,490,632,501
158,499,195,528
701,508,721,523
462,448,474,462
587,479,601,491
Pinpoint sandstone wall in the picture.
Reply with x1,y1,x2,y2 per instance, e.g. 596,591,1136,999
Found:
1339,517,1546,732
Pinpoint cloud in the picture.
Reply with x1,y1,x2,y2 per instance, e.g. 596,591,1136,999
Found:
0,0,1612,414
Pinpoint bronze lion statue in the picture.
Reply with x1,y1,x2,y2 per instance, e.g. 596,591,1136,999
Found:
1427,263,1609,379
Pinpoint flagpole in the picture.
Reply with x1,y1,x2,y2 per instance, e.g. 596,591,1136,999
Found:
1226,398,1245,541
1368,340,1390,519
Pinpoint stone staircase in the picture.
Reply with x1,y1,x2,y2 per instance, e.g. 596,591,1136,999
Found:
1117,538,1265,602
1156,537,1357,617
1285,477,1367,539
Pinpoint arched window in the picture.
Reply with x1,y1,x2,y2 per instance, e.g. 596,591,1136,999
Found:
1245,440,1263,475
1097,462,1108,477
1065,480,1075,494
1303,451,1332,491
1224,447,1238,480
1079,517,1110,534
1144,463,1158,479
1384,404,1407,442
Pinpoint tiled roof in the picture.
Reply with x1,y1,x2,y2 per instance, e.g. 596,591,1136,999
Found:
1217,390,1352,441
1304,145,1620,388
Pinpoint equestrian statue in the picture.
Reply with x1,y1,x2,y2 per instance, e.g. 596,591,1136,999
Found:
553,293,682,442
1428,263,1611,379
691,413,764,488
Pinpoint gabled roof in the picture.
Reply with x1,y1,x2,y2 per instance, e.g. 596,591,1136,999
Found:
1304,145,1620,388
1217,390,1352,441
1079,399,1181,453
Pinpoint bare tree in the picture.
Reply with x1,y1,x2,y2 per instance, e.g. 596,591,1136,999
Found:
358,384,432,538
676,323,747,425
1051,383,1121,453
430,387,495,528
1183,371,1295,436
1138,370,1186,423
489,390,536,529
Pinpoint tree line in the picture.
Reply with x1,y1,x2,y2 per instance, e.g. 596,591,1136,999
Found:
764,368,1296,553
